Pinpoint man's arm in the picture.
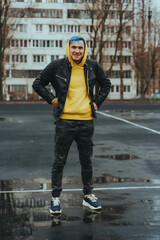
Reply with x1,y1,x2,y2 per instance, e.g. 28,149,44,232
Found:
94,62,111,108
32,62,55,104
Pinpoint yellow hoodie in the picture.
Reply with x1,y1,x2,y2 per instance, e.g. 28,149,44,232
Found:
60,37,92,120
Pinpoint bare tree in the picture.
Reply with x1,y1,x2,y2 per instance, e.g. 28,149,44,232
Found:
84,0,132,99
82,0,111,95
0,0,11,100
0,0,30,100
84,0,110,61
132,0,160,99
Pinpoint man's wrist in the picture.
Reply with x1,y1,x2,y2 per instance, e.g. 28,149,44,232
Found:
51,98,55,104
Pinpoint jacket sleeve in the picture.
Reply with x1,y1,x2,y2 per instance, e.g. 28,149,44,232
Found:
94,62,111,108
32,62,55,104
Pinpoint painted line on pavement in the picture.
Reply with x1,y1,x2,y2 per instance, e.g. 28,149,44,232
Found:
1,185,160,194
97,111,160,135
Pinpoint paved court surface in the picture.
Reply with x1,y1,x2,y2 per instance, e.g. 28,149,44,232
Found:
0,101,160,240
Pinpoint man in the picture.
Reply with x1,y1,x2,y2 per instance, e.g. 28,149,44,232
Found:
32,35,111,213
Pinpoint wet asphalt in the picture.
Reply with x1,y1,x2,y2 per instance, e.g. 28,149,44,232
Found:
0,101,160,240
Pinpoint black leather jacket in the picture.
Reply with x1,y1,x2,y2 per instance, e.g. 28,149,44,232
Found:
32,57,111,120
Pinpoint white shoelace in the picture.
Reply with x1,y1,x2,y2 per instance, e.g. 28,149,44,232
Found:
52,197,60,206
86,194,98,202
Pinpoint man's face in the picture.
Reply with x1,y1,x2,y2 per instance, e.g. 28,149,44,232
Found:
69,40,85,64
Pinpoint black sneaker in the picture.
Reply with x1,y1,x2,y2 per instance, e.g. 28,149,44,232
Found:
82,194,102,210
50,197,62,214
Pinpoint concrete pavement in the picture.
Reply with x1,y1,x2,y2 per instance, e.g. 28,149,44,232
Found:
0,102,160,240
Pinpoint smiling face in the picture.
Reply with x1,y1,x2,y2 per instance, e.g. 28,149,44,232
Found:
69,40,85,64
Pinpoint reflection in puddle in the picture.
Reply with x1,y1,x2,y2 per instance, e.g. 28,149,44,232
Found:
95,154,139,160
0,179,159,239
51,213,61,226
83,208,101,223
51,208,101,226
105,110,144,119
121,113,144,119
0,175,150,192
0,118,22,123
99,147,114,151
0,118,14,122
0,181,103,239
105,110,132,113
93,174,150,184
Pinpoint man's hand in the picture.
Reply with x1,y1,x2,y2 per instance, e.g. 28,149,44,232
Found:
52,98,59,108
93,102,98,111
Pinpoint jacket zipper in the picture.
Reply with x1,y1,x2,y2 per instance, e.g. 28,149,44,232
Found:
58,65,72,119
84,64,89,94
56,74,67,82
84,64,97,119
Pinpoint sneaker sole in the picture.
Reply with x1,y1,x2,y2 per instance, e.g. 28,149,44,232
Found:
49,209,62,214
82,200,102,210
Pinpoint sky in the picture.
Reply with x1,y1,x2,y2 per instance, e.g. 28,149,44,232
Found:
152,0,160,10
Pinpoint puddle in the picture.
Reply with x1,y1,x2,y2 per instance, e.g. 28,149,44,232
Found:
105,110,144,119
0,191,101,239
0,186,129,239
0,179,157,239
99,147,114,151
121,113,144,119
95,143,105,146
105,110,133,113
0,118,22,123
0,175,150,192
93,174,150,184
95,154,139,160
0,118,14,122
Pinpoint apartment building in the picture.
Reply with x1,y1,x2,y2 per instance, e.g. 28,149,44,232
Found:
4,0,136,100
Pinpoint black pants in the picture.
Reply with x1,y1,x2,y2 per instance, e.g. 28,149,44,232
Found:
51,119,94,197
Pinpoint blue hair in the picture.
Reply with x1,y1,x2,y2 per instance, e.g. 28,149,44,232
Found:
69,36,85,46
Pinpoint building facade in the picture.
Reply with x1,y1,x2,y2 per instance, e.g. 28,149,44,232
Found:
4,0,136,101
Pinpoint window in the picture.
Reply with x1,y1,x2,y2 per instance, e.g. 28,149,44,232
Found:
126,26,131,34
12,85,26,93
10,8,63,18
33,55,45,63
5,55,10,63
125,11,132,20
46,40,49,47
111,85,114,92
110,71,131,78
11,24,27,32
32,40,62,48
124,85,130,92
49,25,63,33
86,25,93,33
59,40,62,47
11,55,27,63
49,25,55,32
124,56,131,64
64,0,82,2
36,24,43,31
67,9,80,18
51,55,59,61
46,0,61,2
6,70,10,77
11,39,28,48
103,56,109,63
116,85,119,92
124,70,131,78
109,55,131,64
11,70,41,78
81,10,90,19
